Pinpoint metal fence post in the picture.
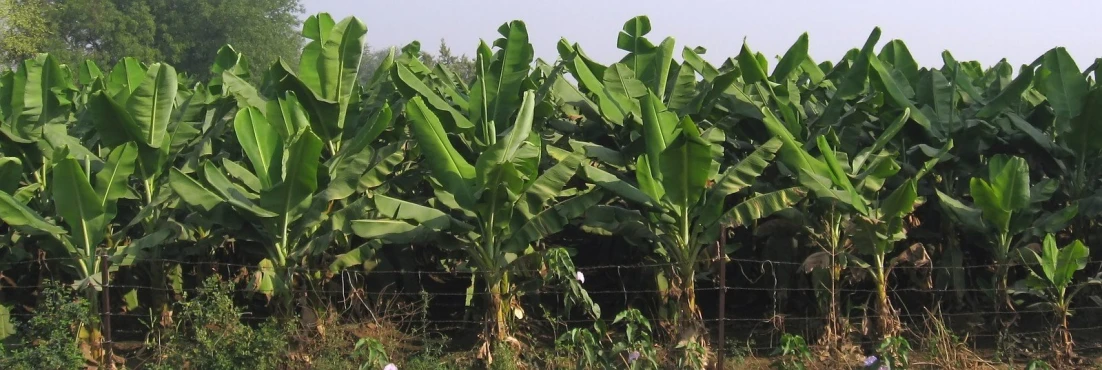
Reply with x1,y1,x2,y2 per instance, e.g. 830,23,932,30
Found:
715,226,727,370
100,251,114,370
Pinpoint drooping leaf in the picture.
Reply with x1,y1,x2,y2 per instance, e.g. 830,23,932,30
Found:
725,188,807,228
881,179,919,218
581,165,657,208
1066,88,1102,157
507,189,604,251
201,162,276,218
976,65,1035,119
395,64,473,130
935,190,985,232
168,169,224,212
0,191,65,235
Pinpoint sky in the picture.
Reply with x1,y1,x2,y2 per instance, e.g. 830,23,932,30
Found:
303,0,1102,69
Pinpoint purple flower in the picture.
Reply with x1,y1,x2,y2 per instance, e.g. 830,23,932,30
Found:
575,271,585,283
628,350,640,363
863,355,878,367
384,364,398,370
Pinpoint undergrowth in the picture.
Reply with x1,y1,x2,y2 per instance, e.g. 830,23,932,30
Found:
0,281,93,370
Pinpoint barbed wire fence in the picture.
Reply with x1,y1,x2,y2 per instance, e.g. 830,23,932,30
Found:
3,253,1102,368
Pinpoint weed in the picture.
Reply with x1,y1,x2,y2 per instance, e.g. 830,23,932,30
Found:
919,307,989,369
876,336,911,369
0,281,93,370
556,308,660,369
771,333,812,370
146,276,290,370
354,336,391,369
1025,359,1053,370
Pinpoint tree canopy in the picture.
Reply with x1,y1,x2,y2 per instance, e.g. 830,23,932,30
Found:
0,0,303,78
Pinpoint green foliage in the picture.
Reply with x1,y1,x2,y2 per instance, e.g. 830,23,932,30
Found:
556,309,660,370
0,0,160,67
148,276,290,370
353,337,391,370
0,282,92,370
0,0,51,64
771,334,812,370
1026,359,1054,370
0,0,303,77
877,336,913,369
146,0,304,79
490,345,522,370
1014,234,1096,310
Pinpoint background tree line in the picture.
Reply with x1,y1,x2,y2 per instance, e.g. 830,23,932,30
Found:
0,0,474,81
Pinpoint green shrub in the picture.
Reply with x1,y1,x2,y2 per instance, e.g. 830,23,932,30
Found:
771,333,812,370
556,308,660,369
0,281,93,370
147,276,290,370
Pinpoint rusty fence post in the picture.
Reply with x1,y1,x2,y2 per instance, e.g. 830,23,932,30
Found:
100,251,114,369
715,226,727,370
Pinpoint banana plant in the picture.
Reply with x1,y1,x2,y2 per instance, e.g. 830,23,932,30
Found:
0,143,146,284
224,13,369,156
937,155,1077,320
0,142,164,364
1012,234,1099,361
764,105,952,338
581,91,805,343
83,58,231,313
169,95,396,305
0,54,78,144
0,55,92,212
169,13,411,305
398,88,603,344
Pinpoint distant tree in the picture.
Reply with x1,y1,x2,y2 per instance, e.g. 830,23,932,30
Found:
144,0,304,79
0,0,51,66
360,39,475,83
433,39,475,82
359,43,395,82
0,0,303,78
0,0,160,68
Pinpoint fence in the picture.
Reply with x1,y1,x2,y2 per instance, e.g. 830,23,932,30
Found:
2,252,1101,369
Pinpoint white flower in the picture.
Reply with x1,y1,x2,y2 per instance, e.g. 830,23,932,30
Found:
384,364,398,370
575,271,585,283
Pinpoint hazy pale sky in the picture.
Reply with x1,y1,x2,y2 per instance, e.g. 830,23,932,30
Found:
304,0,1101,69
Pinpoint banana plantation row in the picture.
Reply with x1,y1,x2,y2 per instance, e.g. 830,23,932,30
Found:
1,12,1101,367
